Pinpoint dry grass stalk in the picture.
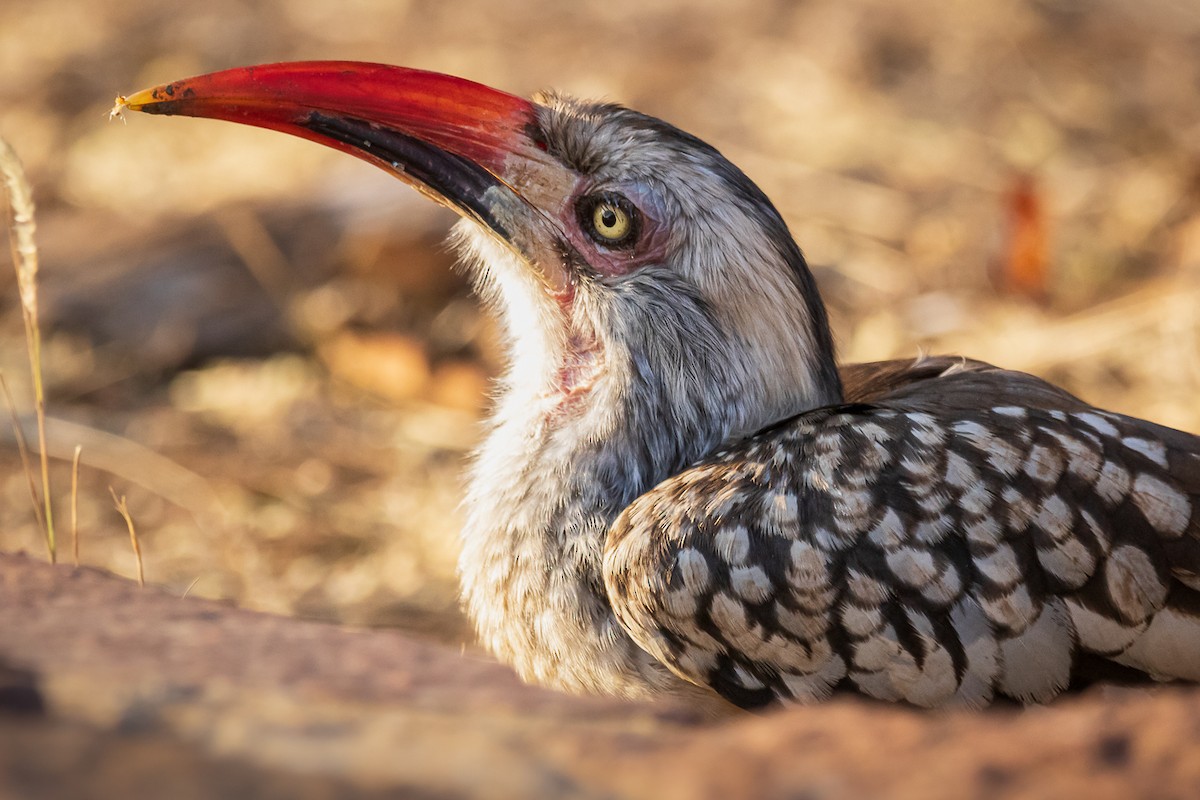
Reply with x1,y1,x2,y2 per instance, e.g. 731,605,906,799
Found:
214,206,293,300
1,372,47,547
1,136,55,561
109,487,144,588
71,444,82,567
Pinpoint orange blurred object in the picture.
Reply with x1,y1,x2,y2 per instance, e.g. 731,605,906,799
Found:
997,173,1050,301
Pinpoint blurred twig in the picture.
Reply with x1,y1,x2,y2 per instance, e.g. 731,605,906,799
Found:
71,444,82,567
109,488,144,588
0,414,226,530
214,206,294,306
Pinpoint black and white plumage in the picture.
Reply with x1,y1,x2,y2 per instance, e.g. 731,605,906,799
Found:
123,63,1200,711
609,358,1200,708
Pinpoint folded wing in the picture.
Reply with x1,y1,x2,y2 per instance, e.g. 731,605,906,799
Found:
604,359,1200,708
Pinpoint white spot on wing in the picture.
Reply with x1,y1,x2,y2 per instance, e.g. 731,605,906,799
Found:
710,591,757,652
1094,460,1132,504
958,482,994,517
788,541,829,592
975,544,1021,587
833,488,873,522
944,451,979,489
1024,444,1065,485
780,654,847,704
979,582,1038,632
914,488,952,515
841,603,883,637
846,568,891,605
1104,545,1166,623
812,525,851,552
733,664,765,689
730,565,773,603
997,598,1074,703
1080,507,1113,558
856,421,889,442
850,668,903,702
663,587,699,618
765,491,800,531
676,548,711,592
852,623,903,672
714,525,750,565
901,610,959,707
1002,486,1036,530
1131,473,1191,537
675,644,717,676
909,414,945,446
987,439,1023,477
867,508,907,549
948,597,999,709
913,514,953,545
1123,437,1169,468
1034,495,1073,543
921,561,964,606
1036,534,1096,590
951,419,992,446
900,455,937,481
1065,597,1143,656
1046,429,1102,483
776,604,830,640
852,625,920,702
1075,411,1120,438
964,515,1003,548
1114,606,1200,681
886,547,939,587
803,464,834,493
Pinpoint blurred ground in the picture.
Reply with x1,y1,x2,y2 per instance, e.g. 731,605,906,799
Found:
8,555,1200,800
2,0,1200,648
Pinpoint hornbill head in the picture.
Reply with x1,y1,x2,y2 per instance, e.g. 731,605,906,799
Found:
121,62,841,450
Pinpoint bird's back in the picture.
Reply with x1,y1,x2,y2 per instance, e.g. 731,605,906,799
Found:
604,356,1200,708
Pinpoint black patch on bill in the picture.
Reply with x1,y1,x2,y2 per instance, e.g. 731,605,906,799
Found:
306,112,510,240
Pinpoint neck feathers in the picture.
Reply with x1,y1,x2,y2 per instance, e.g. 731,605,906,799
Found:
450,209,840,696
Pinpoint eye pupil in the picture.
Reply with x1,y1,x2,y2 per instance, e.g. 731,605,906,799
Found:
594,203,625,236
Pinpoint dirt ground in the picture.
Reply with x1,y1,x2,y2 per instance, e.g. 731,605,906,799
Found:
1,0,1199,766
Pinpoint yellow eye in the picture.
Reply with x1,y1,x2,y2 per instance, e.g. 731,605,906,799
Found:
577,192,640,248
591,201,631,241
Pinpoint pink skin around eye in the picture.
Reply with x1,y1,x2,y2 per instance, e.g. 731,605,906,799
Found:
562,185,671,279
586,220,670,278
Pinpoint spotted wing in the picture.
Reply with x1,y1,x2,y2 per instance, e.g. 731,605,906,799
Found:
603,363,1200,709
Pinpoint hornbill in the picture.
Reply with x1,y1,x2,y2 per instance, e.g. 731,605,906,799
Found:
118,62,1200,710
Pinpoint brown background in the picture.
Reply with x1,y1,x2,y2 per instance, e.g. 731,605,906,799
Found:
1,1,1199,796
